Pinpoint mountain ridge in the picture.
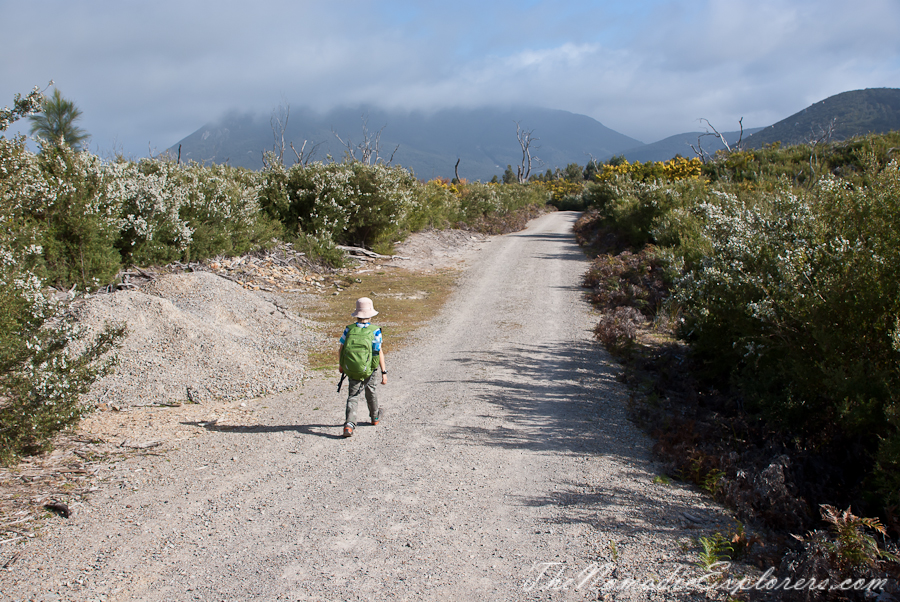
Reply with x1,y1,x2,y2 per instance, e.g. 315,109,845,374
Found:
170,106,643,182
169,88,900,180
744,88,900,149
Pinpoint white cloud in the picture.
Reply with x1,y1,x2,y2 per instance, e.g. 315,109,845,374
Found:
2,0,898,155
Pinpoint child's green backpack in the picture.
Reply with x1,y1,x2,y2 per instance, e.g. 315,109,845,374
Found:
340,324,379,380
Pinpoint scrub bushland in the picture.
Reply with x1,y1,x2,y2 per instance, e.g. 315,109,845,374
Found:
574,135,900,595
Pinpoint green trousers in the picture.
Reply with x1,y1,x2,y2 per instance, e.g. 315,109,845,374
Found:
345,371,379,426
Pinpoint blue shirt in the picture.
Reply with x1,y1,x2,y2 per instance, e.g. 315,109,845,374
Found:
340,323,382,352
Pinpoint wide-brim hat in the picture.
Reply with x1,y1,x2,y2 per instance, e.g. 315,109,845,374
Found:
352,297,378,319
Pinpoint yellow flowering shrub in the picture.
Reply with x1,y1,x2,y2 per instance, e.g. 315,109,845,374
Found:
596,157,702,182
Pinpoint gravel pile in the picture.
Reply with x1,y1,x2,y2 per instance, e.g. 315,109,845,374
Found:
72,271,317,407
383,228,488,271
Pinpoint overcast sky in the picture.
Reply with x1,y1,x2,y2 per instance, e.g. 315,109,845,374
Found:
3,0,899,158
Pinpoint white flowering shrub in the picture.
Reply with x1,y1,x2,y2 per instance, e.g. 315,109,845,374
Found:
341,161,417,248
0,91,124,461
579,138,900,508
35,144,122,288
104,158,192,266
258,160,417,252
676,164,899,409
0,242,124,460
666,159,900,506
0,85,44,133
673,183,821,378
105,159,280,266
178,162,278,260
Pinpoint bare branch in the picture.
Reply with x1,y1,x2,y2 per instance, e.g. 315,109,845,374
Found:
699,118,732,153
291,140,307,163
514,121,540,183
270,101,290,166
290,139,324,166
805,117,838,182
333,114,398,165
692,117,745,162
690,137,711,163
808,117,838,148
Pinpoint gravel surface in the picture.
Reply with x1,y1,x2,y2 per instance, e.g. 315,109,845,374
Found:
72,272,316,407
1,212,738,601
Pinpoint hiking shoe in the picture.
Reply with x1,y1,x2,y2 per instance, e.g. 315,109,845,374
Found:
342,423,354,437
371,408,383,426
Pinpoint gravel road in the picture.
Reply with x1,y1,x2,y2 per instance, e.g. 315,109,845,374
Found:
2,212,735,601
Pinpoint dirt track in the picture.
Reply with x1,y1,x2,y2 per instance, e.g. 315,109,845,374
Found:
1,212,734,601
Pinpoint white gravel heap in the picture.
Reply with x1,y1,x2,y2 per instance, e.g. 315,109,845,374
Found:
73,272,315,407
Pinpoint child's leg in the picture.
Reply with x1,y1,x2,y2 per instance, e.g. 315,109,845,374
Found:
364,372,379,422
345,378,364,426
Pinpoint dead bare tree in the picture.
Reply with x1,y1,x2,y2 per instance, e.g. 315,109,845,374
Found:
808,117,838,148
271,101,290,165
690,117,745,163
454,158,461,182
805,117,839,183
515,122,540,183
333,114,399,165
290,139,324,166
261,100,325,168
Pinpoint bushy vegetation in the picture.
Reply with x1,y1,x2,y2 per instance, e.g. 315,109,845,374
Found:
572,138,900,594
0,90,124,462
576,136,900,556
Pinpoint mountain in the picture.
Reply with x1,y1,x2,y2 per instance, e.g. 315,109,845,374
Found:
169,106,643,182
169,89,900,179
744,88,900,149
620,128,763,163
620,88,900,161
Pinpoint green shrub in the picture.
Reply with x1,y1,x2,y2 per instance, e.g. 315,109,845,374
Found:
177,162,281,261
109,159,280,267
403,179,459,231
579,177,709,250
258,161,417,250
286,231,348,268
0,89,126,461
678,162,899,420
580,134,900,511
548,193,587,211
29,144,121,289
0,276,124,461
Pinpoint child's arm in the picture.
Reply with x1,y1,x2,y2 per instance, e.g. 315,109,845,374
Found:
378,349,386,384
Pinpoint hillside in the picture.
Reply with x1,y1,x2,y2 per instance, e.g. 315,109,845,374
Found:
168,89,900,178
168,106,643,182
621,127,763,162
744,88,900,149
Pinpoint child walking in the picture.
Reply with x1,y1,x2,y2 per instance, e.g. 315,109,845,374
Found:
338,297,387,438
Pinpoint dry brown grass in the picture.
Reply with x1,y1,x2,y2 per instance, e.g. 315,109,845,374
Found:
299,268,459,371
0,432,144,546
